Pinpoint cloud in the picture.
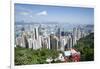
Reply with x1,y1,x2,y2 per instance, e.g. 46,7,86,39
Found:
19,12,29,16
29,15,33,18
19,11,34,18
36,11,48,16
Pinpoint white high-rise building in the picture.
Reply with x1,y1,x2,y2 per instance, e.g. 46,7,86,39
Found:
27,38,33,48
16,35,26,48
53,36,59,50
60,36,68,51
31,27,42,50
67,35,72,49
32,39,37,50
73,28,77,46
47,36,50,49
16,36,22,47
39,36,42,48
77,27,82,40
60,39,65,51
22,31,29,48
41,35,50,49
16,30,29,48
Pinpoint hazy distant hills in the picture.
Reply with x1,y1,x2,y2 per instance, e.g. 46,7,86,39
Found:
15,22,94,32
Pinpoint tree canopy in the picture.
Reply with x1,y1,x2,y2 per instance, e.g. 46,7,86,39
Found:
74,33,94,61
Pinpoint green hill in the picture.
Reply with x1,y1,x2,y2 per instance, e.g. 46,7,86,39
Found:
74,33,94,61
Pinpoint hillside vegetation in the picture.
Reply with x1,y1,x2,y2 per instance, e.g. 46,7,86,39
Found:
74,33,94,61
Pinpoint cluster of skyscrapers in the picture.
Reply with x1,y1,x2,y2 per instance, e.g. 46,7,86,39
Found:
15,24,90,51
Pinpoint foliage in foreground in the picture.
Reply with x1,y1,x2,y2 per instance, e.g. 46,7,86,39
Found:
15,47,60,65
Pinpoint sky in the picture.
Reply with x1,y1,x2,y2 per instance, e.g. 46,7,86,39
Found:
15,3,94,24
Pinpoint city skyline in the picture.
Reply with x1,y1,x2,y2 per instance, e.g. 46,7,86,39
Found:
14,4,94,65
15,3,94,24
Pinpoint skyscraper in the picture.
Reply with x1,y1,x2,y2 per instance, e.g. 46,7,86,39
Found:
77,27,82,40
50,34,59,50
34,27,39,40
60,36,68,51
67,35,72,49
72,28,77,46
56,27,61,49
32,26,42,50
27,38,33,48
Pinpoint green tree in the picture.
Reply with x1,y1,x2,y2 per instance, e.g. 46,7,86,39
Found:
74,33,94,61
